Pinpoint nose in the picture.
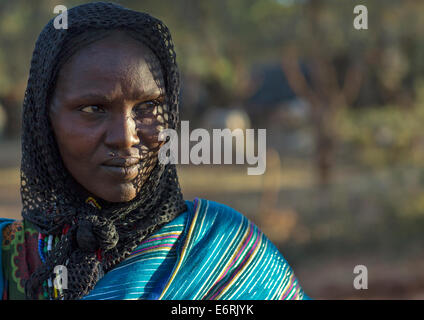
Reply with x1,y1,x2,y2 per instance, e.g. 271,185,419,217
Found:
104,112,140,150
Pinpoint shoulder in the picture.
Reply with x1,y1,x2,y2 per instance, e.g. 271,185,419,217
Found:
186,198,272,248
0,219,17,236
1,219,41,300
182,198,250,251
190,198,246,231
1,220,22,246
165,199,307,299
1,219,17,300
2,220,37,250
0,219,17,253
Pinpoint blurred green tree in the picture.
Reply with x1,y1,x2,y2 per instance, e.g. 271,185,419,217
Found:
2,0,424,187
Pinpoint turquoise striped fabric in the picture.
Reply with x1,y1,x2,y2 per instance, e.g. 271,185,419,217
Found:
82,199,308,300
83,207,188,300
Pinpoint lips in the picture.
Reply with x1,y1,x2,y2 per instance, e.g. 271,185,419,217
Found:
100,157,140,180
102,157,140,167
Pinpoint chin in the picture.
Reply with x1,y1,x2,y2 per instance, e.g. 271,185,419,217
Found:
96,183,137,203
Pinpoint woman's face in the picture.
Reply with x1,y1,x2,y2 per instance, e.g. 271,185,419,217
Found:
50,32,166,203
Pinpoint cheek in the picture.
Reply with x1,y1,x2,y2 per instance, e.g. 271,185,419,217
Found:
52,115,102,167
136,115,168,150
138,126,160,150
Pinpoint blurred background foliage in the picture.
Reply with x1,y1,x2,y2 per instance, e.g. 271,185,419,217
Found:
2,0,424,299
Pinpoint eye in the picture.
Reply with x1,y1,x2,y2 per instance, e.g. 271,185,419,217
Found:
133,100,160,119
79,105,105,113
134,101,153,112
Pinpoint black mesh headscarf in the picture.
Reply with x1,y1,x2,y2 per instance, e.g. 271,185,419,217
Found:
21,2,186,299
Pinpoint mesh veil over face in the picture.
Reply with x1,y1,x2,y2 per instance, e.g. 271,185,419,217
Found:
21,2,186,299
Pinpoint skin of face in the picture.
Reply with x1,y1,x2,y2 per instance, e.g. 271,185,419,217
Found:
49,31,166,203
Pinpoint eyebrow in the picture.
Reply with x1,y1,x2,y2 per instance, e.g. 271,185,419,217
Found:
74,93,113,103
68,90,164,104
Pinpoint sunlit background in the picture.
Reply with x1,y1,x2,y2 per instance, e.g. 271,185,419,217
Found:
2,0,424,299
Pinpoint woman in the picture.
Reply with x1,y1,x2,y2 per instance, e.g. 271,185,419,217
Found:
0,2,308,300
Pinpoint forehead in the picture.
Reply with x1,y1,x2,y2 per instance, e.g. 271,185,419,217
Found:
55,32,165,101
